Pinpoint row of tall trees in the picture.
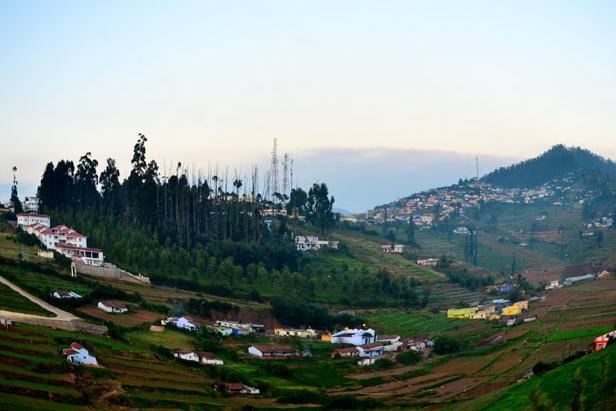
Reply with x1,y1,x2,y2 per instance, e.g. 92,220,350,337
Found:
38,134,335,248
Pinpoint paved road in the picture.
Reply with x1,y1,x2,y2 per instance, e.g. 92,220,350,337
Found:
0,274,79,321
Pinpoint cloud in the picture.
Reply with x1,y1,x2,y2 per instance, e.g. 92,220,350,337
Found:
294,147,517,212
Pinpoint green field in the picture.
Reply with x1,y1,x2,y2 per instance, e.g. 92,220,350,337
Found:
547,325,614,342
0,282,53,317
366,310,486,337
125,328,196,350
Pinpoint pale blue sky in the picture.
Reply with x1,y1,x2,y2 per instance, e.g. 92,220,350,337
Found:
2,1,616,210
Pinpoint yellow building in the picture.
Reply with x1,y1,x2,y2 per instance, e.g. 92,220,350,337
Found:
513,300,529,310
320,334,332,342
447,307,478,319
502,305,521,316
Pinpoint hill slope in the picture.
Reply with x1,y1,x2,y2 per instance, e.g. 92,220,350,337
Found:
484,344,616,410
482,144,616,188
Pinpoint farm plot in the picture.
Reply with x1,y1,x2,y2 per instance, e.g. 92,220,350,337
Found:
77,305,161,327
365,310,491,338
332,230,444,282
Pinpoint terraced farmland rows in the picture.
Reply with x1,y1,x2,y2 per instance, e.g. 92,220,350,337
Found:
0,327,85,410
332,230,444,282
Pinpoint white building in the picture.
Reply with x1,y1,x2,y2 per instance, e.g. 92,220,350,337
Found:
173,350,200,363
56,244,104,266
295,235,339,252
381,244,405,254
417,258,439,267
174,316,202,332
248,345,298,358
331,328,376,346
23,197,39,213
62,342,97,366
16,213,50,228
274,328,317,339
356,342,385,358
51,225,88,248
223,383,260,395
52,291,82,299
174,349,222,365
199,352,224,365
97,300,128,314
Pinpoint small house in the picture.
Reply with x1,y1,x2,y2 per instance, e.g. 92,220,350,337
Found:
248,345,299,359
331,347,358,358
274,328,317,339
173,349,200,363
222,383,260,395
357,342,385,358
175,316,203,332
447,307,478,319
62,342,97,366
97,300,128,314
199,352,224,365
377,335,400,344
52,290,82,299
357,358,376,367
416,258,438,267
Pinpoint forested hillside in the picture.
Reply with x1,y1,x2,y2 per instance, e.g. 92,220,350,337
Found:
482,144,616,188
34,135,427,309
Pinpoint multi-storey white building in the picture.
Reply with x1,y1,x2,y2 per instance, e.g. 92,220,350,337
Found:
17,213,50,228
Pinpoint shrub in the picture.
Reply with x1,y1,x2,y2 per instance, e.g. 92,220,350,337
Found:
433,335,461,355
397,350,421,365
372,358,395,370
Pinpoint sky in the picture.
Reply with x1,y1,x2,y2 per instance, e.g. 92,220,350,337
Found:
1,1,616,211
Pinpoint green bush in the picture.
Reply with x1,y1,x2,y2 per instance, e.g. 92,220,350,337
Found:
397,350,421,365
433,335,462,354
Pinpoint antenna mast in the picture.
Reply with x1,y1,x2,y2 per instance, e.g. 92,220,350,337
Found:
475,156,479,181
271,138,279,196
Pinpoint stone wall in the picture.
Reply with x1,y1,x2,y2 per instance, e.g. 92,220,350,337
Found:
76,262,150,284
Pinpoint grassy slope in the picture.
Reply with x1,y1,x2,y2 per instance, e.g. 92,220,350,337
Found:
0,281,53,317
483,344,616,410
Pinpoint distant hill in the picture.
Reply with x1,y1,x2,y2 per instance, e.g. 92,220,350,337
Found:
482,145,616,188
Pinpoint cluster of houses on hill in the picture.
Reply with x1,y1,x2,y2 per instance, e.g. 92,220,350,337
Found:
162,316,264,336
354,174,592,229
161,315,431,366
294,235,339,252
447,299,530,326
16,213,105,266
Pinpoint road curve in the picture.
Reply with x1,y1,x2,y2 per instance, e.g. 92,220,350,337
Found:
0,274,79,321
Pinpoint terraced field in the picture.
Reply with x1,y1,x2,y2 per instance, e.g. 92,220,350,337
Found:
365,310,473,336
0,326,86,410
331,229,444,282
